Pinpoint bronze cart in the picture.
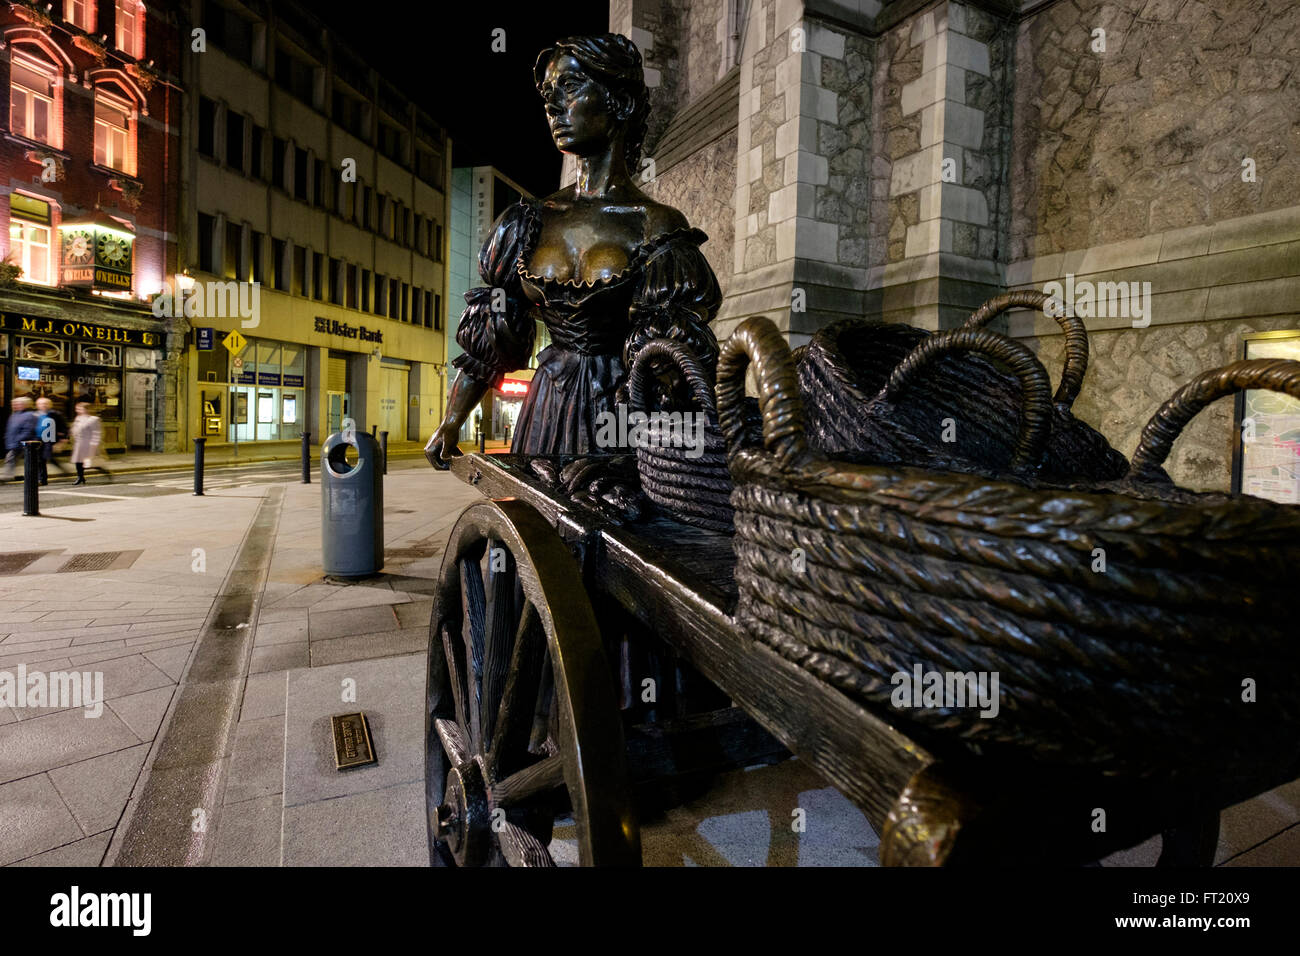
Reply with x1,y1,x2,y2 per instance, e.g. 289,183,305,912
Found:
425,447,1298,868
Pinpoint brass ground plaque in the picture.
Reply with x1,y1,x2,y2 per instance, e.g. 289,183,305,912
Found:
331,712,376,770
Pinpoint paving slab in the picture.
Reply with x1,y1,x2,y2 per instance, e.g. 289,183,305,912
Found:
283,652,424,808
223,715,285,805
240,671,287,722
309,627,427,667
250,643,309,674
307,604,400,641
107,686,176,740
211,795,283,867
254,619,309,646
281,781,426,866
0,707,140,782
1222,824,1300,866
143,644,195,681
0,774,85,865
12,830,112,867
47,744,149,836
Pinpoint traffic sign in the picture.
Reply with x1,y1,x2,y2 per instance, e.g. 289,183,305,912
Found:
232,356,244,369
223,330,247,355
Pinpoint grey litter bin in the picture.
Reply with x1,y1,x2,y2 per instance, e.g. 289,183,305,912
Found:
321,430,384,577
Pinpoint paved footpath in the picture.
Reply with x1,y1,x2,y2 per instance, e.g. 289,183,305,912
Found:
2,460,1297,866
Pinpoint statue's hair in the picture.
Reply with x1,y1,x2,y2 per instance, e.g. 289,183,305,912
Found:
534,33,651,173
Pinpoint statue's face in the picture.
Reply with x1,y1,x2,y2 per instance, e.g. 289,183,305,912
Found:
540,53,616,157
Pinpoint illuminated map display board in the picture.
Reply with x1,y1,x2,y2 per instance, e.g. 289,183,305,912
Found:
1234,331,1300,504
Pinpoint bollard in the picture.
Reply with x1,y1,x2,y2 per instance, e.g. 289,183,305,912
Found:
380,430,388,475
479,431,486,454
193,437,206,496
301,432,312,484
371,425,377,438
22,440,41,516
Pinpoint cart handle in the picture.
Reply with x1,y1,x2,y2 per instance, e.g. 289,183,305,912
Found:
716,316,809,468
1128,359,1300,483
625,338,718,419
881,328,1054,473
962,290,1087,409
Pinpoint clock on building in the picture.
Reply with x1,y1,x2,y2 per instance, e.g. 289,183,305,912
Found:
97,232,131,269
63,228,94,265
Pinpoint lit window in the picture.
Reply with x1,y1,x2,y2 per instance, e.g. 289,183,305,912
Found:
9,211,54,287
115,0,145,59
9,59,58,146
94,91,134,174
65,0,94,31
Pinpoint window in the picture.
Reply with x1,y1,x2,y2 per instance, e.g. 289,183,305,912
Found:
403,208,413,248
204,0,253,64
388,278,399,320
313,159,325,206
377,195,389,238
361,186,372,229
434,223,444,262
250,125,264,179
250,230,265,284
328,258,343,305
198,212,216,272
224,221,242,280
423,290,433,329
94,90,134,174
311,252,323,300
412,287,422,326
8,195,54,286
401,283,409,322
345,264,357,309
271,238,287,291
374,274,387,315
65,0,94,32
198,96,217,157
274,45,316,106
294,147,309,201
414,214,425,255
292,244,306,296
433,293,441,331
360,269,370,312
272,137,287,189
226,109,245,171
115,0,145,60
10,58,58,147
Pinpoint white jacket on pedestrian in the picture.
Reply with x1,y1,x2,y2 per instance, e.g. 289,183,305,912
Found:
71,414,101,465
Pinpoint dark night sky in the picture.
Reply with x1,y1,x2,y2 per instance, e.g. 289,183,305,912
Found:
311,1,611,197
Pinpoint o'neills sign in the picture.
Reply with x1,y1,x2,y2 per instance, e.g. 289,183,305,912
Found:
0,312,160,347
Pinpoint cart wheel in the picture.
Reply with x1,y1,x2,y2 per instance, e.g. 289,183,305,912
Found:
426,499,641,867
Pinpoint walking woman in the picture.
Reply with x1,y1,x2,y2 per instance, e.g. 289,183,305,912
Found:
70,402,112,484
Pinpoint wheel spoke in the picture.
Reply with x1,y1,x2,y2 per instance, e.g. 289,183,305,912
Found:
433,718,471,768
491,755,565,808
487,601,546,778
480,539,519,750
440,622,470,735
529,656,555,756
498,821,556,868
460,557,486,750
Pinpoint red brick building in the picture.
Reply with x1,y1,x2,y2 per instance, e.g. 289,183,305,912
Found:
0,0,181,452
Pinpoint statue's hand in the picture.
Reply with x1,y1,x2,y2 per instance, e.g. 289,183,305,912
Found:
555,455,644,522
424,423,463,470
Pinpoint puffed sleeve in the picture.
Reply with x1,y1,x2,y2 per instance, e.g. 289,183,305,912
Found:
624,228,723,374
451,201,538,388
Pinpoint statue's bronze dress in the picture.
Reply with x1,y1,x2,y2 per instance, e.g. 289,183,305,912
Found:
451,197,722,455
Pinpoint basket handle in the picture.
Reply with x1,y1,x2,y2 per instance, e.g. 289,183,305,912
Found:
963,291,1086,409
1128,359,1300,482
716,316,809,468
625,338,718,418
881,328,1054,472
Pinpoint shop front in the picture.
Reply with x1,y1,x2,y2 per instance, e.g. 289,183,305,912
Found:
0,311,162,450
192,330,307,444
460,373,531,445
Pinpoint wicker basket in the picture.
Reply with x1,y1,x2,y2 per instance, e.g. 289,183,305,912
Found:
798,291,1133,482
626,338,736,532
719,315,1300,783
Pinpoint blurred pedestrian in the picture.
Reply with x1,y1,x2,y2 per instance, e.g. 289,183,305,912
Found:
71,402,112,485
3,396,37,481
34,397,72,485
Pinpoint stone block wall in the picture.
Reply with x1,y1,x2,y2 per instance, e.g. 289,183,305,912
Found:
641,131,738,290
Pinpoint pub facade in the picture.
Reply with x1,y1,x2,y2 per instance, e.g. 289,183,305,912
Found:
0,0,182,451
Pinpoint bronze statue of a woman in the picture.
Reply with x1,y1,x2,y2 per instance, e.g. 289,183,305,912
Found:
424,33,722,469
